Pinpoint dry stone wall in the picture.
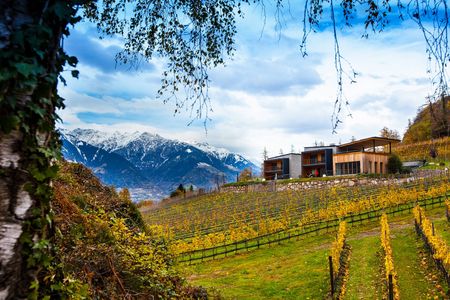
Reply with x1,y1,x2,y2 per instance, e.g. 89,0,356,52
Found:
220,175,427,194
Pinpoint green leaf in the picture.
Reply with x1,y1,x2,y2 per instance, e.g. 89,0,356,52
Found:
30,167,47,182
30,279,39,291
0,71,13,81
15,63,35,76
0,115,20,133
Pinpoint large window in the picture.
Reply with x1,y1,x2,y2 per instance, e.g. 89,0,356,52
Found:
336,161,361,175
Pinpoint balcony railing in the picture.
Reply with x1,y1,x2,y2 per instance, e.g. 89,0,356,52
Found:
303,159,325,165
264,168,282,173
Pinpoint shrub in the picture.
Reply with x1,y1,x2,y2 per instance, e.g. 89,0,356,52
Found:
387,154,403,174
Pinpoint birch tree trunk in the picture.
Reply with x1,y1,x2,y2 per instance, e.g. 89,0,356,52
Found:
0,130,33,299
0,1,75,298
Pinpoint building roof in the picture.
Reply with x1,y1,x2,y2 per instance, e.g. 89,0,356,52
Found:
338,137,400,150
302,146,337,153
265,153,301,161
303,145,337,150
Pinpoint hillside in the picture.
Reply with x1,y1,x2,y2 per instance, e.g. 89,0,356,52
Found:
142,176,448,249
184,208,448,299
393,136,450,161
47,162,206,299
140,174,450,298
60,128,259,200
403,97,450,144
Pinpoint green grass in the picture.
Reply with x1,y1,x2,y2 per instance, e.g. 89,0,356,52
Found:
344,232,382,299
183,233,332,299
429,211,450,244
419,161,449,170
391,222,442,299
184,207,449,299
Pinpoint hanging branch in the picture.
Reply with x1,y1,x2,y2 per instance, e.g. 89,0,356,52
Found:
409,0,449,100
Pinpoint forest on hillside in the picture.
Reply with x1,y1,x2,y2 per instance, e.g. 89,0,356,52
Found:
403,97,450,143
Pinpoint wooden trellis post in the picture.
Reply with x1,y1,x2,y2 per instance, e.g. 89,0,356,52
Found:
388,274,394,300
329,255,334,296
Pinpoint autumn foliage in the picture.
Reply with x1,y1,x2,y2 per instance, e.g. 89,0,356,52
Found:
50,162,206,299
142,175,450,254
380,214,400,300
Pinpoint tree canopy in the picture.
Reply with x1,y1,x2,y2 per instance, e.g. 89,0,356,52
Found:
81,0,450,127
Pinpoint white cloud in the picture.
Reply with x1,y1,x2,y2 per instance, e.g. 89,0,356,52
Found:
59,9,446,165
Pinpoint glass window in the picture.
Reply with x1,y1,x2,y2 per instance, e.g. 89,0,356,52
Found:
335,161,360,175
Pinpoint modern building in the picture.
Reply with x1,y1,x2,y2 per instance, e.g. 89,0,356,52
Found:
333,137,400,175
263,153,302,180
262,137,400,181
301,145,338,177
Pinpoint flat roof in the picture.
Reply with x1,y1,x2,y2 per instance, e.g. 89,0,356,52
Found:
265,153,301,161
304,145,337,149
339,137,401,149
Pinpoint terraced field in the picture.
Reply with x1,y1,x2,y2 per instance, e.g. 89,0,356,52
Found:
182,208,448,299
140,174,450,298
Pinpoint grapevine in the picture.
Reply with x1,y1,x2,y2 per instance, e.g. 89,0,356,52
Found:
413,206,450,270
331,221,346,277
380,213,400,300
141,176,450,254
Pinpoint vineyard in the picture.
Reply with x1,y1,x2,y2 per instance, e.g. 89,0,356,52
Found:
142,175,450,258
137,173,450,298
184,205,450,299
393,136,450,162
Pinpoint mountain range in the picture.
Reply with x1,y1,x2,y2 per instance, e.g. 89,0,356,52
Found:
60,128,259,200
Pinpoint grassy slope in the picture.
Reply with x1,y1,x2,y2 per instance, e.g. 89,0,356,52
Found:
391,223,441,299
344,231,382,299
184,208,448,299
430,213,450,244
183,233,332,299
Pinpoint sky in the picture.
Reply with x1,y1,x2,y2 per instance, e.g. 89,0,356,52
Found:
57,3,438,163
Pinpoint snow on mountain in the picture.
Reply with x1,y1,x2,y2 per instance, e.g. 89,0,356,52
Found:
193,142,231,160
59,128,259,201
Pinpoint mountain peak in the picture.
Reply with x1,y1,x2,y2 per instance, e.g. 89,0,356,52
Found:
59,128,259,200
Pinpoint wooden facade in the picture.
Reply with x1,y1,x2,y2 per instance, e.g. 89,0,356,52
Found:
263,137,400,181
333,152,390,175
263,159,285,180
331,137,400,176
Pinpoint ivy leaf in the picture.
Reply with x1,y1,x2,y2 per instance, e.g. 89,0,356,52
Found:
14,62,44,77
15,63,35,76
34,49,45,60
0,71,13,81
0,115,20,133
30,167,47,182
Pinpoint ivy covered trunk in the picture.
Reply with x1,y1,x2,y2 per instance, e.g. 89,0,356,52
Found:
0,0,81,298
0,130,34,299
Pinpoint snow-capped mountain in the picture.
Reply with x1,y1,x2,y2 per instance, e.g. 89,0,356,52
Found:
60,128,259,201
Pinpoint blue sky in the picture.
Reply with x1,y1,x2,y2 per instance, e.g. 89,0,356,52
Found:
58,3,437,162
